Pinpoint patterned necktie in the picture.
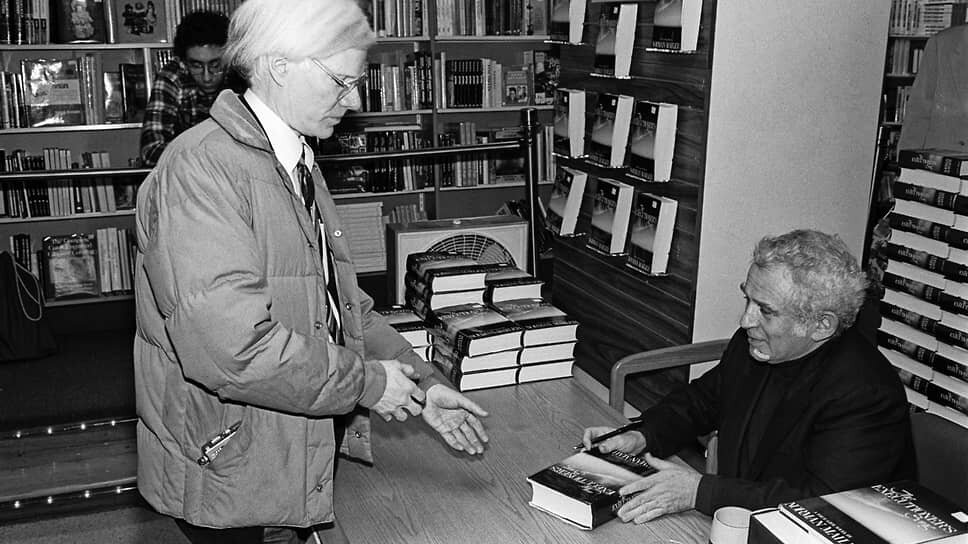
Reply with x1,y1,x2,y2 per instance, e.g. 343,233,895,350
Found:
297,151,344,345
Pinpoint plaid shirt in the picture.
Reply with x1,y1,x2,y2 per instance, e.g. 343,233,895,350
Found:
139,59,219,167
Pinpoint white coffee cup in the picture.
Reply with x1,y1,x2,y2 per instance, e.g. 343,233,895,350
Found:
708,506,752,544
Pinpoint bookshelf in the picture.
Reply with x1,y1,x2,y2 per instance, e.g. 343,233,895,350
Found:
550,0,890,408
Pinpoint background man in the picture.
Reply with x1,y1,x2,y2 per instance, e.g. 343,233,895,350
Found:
139,10,234,166
583,229,913,522
134,1,488,542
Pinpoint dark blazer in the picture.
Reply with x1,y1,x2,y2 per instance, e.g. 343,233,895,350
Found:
636,327,914,514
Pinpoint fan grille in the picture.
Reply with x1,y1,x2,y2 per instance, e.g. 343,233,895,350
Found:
428,234,517,266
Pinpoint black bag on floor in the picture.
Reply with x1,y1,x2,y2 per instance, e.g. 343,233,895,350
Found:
0,250,57,362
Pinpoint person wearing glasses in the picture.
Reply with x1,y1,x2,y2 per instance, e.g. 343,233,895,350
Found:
139,10,236,167
133,1,489,542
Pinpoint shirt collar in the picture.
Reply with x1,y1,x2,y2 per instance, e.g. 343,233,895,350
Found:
243,89,305,175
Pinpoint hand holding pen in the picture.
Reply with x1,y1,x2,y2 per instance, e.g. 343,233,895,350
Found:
576,420,646,453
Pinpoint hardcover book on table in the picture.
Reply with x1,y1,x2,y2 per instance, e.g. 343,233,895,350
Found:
549,0,587,44
517,358,575,383
626,100,678,182
426,303,524,357
584,92,634,169
898,148,968,178
592,2,637,78
405,272,486,309
483,264,544,304
527,448,657,530
43,233,100,300
546,166,588,237
21,58,84,127
491,298,578,346
376,304,430,347
625,192,678,275
586,177,634,256
553,88,586,158
405,251,495,293
429,353,518,391
648,0,702,53
778,481,968,544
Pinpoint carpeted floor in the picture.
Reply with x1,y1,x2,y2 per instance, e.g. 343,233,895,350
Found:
0,506,189,543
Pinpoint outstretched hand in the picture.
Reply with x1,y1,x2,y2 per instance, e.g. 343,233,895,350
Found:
615,453,701,524
421,384,489,454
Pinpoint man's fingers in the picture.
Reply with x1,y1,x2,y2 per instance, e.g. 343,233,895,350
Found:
465,416,488,443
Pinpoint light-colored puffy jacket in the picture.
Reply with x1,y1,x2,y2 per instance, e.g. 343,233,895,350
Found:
134,90,438,528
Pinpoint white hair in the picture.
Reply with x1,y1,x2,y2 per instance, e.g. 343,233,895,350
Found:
224,0,376,83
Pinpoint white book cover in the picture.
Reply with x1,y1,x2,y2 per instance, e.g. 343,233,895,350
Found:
893,198,956,226
592,3,637,78
625,191,677,275
648,0,702,53
883,288,943,321
584,93,634,168
549,0,587,44
885,259,947,290
899,167,966,194
889,229,949,259
553,88,586,158
546,165,588,236
586,177,634,255
626,100,678,182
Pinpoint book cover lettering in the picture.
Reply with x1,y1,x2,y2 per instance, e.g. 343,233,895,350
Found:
44,233,100,299
648,0,701,53
627,100,678,182
625,192,677,275
586,178,633,255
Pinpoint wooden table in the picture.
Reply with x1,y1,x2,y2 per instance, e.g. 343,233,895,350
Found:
334,378,711,544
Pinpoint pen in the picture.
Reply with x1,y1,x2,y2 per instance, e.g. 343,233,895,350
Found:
573,419,642,451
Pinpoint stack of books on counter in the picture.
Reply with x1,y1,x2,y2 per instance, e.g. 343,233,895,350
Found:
402,250,578,391
878,148,968,429
749,480,968,544
377,304,432,361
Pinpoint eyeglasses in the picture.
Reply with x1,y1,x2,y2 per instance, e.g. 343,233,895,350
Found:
310,58,367,103
186,60,224,76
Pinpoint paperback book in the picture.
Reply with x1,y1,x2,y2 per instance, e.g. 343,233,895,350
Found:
778,481,968,544
527,448,657,530
586,177,634,256
625,192,678,275
426,303,524,357
21,58,84,127
553,88,586,158
546,166,588,237
648,0,702,53
592,3,637,78
626,100,678,182
492,298,578,346
549,0,587,44
43,233,100,300
585,92,634,169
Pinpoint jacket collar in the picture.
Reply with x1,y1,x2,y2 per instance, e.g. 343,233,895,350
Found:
208,89,275,155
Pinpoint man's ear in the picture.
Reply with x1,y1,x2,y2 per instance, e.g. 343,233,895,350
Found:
810,311,839,342
266,56,288,85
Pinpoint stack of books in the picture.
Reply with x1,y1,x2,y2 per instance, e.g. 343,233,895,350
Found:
749,480,968,544
402,250,578,391
878,148,968,429
377,304,432,361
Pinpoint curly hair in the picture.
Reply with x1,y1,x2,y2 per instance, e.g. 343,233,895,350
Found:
752,229,868,331
173,11,229,59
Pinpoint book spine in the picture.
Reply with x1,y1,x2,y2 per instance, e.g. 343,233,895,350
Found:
898,149,968,178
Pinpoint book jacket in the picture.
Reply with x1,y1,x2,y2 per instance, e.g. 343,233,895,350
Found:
779,481,968,544
527,449,657,529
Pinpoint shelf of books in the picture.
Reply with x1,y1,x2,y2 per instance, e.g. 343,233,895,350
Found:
541,0,709,403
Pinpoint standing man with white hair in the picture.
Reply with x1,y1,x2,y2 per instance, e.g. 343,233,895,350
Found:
133,1,489,542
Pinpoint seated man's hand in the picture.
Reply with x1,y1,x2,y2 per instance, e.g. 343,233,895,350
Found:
616,453,701,524
421,384,489,455
371,360,425,422
582,426,647,455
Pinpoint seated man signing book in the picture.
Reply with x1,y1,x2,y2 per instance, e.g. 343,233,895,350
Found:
139,11,235,166
582,229,913,522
